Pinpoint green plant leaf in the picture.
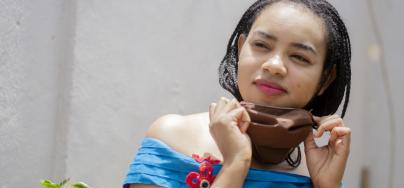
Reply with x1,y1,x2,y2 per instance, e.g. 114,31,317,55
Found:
40,179,60,188
71,182,91,188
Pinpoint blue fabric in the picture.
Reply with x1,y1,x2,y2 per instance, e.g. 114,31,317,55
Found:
123,137,313,188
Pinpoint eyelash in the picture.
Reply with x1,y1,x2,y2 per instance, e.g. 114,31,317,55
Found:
253,42,271,50
291,54,310,64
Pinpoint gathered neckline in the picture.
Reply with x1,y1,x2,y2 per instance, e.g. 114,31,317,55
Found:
142,137,311,180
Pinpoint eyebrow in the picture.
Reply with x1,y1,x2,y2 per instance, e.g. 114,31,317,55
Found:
253,31,278,41
252,30,318,55
291,42,317,55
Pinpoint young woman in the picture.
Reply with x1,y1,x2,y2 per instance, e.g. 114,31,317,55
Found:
124,0,352,187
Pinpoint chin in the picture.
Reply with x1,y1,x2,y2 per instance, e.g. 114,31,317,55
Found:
243,95,281,107
254,96,300,109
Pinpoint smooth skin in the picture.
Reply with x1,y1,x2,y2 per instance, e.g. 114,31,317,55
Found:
130,2,351,188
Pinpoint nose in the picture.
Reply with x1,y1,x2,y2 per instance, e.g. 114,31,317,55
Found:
261,54,287,77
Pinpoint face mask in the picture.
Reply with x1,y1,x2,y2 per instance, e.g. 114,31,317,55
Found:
240,101,317,166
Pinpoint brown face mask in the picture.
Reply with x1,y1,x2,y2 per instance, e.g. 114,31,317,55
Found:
240,101,317,167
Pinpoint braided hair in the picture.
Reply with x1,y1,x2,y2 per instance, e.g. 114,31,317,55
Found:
218,0,351,118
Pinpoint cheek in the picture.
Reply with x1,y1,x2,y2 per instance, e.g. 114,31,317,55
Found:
237,58,259,96
237,64,250,88
296,83,301,89
289,72,320,101
237,58,257,80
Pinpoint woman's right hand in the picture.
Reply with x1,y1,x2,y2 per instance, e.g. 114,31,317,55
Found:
209,97,252,166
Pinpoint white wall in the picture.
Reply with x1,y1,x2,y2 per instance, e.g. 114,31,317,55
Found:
362,0,404,187
332,1,368,187
0,0,402,188
0,0,75,187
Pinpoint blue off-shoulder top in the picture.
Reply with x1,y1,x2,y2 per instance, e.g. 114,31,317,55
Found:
123,137,313,188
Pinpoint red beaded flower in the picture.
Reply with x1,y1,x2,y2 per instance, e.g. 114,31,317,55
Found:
185,153,221,188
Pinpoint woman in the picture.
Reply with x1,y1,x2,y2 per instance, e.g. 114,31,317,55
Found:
124,0,351,187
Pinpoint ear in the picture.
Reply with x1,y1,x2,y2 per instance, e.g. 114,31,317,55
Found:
317,65,336,96
237,34,246,55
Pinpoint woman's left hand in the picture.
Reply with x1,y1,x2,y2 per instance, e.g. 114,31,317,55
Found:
304,114,351,188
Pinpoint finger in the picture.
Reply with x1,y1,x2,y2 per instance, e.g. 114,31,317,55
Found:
329,127,350,143
222,98,239,113
315,117,344,137
209,103,217,122
227,107,245,121
312,115,325,130
331,127,351,156
214,97,230,115
233,103,250,133
312,115,321,123
313,114,340,124
234,100,251,123
227,107,250,133
304,131,318,152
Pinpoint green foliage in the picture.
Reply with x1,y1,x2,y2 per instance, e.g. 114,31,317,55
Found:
72,182,91,188
39,180,60,188
40,178,91,188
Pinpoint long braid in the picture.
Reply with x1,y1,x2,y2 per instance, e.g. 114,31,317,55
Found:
325,0,351,118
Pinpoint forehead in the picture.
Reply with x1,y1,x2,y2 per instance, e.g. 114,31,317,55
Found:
250,2,327,48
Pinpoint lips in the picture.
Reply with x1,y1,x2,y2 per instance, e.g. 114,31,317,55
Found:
254,79,287,96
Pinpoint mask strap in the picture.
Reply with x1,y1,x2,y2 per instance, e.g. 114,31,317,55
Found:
311,115,319,129
286,146,301,168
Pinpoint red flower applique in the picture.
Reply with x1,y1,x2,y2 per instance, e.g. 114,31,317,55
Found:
185,153,221,188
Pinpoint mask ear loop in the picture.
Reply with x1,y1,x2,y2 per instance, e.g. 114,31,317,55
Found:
312,115,319,129
287,66,330,168
286,115,317,168
286,146,301,168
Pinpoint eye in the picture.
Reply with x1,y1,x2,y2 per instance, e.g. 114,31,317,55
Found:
253,41,271,50
291,54,311,64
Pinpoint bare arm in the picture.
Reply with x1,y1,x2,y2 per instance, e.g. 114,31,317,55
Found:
210,160,250,188
208,98,252,187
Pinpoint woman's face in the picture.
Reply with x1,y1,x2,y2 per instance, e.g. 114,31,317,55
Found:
237,2,330,108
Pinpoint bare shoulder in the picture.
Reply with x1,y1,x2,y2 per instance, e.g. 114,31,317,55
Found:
145,112,215,156
145,113,186,138
127,115,207,188
146,113,208,140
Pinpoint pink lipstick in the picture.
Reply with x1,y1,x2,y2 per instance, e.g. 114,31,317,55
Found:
255,79,287,96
